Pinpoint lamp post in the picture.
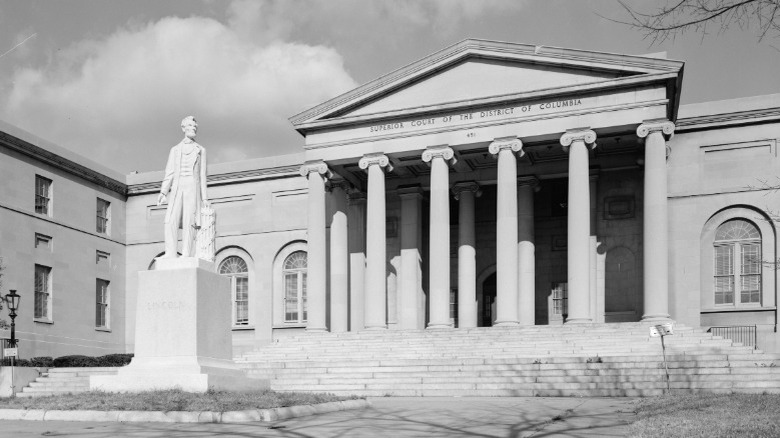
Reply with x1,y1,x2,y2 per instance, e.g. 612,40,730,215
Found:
5,290,19,349
4,290,19,397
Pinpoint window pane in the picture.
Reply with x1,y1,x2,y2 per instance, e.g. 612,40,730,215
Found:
714,277,734,305
284,251,307,270
740,275,761,303
741,243,761,275
219,256,248,275
714,245,733,275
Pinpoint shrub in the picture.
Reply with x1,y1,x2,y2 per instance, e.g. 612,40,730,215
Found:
30,356,54,367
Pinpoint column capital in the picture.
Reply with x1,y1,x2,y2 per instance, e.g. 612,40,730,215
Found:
452,181,481,200
560,129,597,153
300,160,332,179
637,120,675,140
422,145,456,166
358,153,393,173
488,137,524,158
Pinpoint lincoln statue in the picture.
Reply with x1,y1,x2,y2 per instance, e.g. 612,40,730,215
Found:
157,116,209,257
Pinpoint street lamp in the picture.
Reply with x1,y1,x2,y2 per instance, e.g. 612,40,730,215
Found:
4,290,19,349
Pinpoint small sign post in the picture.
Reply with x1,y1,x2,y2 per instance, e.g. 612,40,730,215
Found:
3,348,18,358
650,323,674,392
3,347,17,397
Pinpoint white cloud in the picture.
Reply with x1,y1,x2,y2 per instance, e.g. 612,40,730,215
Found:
1,13,357,173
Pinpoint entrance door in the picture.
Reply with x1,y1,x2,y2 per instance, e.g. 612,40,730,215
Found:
481,273,496,327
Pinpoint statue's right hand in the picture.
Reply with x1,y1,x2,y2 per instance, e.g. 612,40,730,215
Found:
157,193,167,206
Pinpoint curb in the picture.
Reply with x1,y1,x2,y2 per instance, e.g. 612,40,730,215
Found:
0,399,370,423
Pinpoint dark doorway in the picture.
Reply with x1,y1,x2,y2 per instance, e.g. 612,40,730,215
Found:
481,273,496,327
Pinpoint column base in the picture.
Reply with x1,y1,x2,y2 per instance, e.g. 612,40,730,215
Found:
564,318,593,324
305,327,328,332
493,321,520,327
641,314,672,322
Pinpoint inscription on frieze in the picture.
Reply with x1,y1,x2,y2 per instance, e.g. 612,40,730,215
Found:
367,98,584,136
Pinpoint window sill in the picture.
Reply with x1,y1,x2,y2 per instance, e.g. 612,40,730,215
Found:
701,306,776,314
34,318,53,324
273,324,307,329
95,327,111,332
232,325,255,331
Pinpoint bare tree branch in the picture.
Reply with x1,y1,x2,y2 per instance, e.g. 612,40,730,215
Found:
607,0,780,44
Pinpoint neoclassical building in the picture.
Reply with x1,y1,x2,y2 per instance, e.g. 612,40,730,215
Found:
2,39,779,359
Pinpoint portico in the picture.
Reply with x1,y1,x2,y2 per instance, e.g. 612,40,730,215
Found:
292,39,683,331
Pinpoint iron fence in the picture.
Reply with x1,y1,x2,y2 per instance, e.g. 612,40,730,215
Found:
708,325,757,349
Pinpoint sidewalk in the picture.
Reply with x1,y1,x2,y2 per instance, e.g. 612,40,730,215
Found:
0,396,637,438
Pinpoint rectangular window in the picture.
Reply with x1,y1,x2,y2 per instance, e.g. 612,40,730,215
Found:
96,198,110,234
96,279,109,328
35,175,52,216
235,277,249,325
34,264,52,320
551,282,568,316
35,233,52,250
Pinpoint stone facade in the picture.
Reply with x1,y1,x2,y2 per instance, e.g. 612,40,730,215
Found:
1,40,779,358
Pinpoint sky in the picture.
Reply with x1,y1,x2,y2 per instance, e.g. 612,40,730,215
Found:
0,0,779,175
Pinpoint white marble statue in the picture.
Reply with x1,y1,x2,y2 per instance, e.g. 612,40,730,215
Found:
157,116,210,258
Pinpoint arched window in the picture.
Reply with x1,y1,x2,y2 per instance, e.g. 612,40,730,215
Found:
714,219,761,306
283,251,307,323
219,256,249,325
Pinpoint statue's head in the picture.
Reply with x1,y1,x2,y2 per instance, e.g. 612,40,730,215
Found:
181,116,198,140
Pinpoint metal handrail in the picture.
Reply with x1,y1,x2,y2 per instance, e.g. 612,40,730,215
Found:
708,325,758,349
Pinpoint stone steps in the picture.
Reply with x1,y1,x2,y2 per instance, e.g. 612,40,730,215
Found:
237,323,780,397
16,367,119,398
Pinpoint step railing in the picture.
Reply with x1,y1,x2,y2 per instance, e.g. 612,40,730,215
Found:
708,325,757,349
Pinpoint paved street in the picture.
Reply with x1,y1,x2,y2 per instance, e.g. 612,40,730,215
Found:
0,396,636,437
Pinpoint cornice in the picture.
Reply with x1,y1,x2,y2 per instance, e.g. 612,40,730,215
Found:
0,131,127,196
126,165,301,195
675,107,780,133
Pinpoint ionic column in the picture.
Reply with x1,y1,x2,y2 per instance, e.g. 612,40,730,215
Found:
517,176,538,326
489,137,524,327
300,161,331,332
423,145,457,329
453,182,480,329
561,129,597,324
359,153,393,330
398,185,424,330
347,192,367,331
329,182,350,333
637,120,675,321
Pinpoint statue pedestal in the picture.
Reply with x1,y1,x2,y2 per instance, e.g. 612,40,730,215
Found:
91,257,268,393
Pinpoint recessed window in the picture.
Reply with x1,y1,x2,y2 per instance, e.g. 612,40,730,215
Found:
96,198,110,234
34,264,52,321
714,219,761,306
35,233,52,250
96,279,109,329
219,256,249,326
283,251,307,323
35,175,52,216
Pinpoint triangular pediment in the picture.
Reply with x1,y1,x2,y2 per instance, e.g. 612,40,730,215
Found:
342,58,627,118
291,39,684,131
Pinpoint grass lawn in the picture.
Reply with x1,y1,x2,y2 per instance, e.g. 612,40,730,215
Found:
628,393,780,438
0,389,359,412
